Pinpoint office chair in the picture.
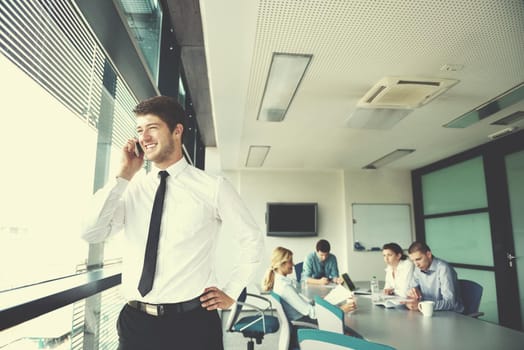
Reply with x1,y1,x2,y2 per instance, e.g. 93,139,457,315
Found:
225,288,280,350
458,279,484,318
294,262,304,282
269,291,317,350
314,295,345,334
314,295,364,338
298,329,396,350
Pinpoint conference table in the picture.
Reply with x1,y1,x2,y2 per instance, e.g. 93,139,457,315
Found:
301,282,524,350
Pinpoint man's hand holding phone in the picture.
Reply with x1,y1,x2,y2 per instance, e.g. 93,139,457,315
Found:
134,141,144,158
118,138,144,180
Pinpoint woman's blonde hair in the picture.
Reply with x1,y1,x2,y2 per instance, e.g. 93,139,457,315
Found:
262,246,293,291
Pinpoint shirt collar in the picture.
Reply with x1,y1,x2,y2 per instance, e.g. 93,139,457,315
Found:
421,258,437,274
151,157,188,178
275,273,292,284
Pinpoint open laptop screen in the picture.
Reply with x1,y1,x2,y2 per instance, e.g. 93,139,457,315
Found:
341,273,371,294
341,273,357,291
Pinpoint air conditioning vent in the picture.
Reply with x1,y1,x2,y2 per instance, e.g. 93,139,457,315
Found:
358,76,459,109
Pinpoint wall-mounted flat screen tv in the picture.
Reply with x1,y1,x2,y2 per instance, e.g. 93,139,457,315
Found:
266,202,318,237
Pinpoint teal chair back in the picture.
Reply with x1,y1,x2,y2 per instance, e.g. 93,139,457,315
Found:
298,329,396,350
269,291,292,350
226,288,280,349
314,295,345,334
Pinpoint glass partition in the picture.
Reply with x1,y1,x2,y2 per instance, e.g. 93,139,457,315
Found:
421,157,487,215
425,213,494,266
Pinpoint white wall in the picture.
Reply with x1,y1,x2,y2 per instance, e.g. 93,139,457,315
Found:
206,148,414,291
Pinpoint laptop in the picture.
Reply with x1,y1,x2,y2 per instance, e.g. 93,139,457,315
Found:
341,273,371,295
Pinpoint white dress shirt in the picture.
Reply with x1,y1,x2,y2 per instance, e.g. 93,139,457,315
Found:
82,158,263,304
384,258,414,297
273,273,316,321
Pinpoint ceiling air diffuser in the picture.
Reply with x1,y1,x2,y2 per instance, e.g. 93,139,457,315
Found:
357,76,458,109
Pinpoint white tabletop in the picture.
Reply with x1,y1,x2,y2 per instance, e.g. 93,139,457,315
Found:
301,283,524,350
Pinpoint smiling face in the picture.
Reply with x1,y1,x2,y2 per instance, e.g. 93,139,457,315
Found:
136,113,183,169
383,249,402,267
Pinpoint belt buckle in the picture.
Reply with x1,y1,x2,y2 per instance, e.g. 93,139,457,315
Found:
145,303,164,316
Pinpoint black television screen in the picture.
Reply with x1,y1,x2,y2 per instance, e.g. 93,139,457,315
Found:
266,202,318,237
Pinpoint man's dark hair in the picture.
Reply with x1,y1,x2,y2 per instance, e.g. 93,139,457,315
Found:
133,95,185,133
382,242,408,260
408,241,431,254
316,239,331,253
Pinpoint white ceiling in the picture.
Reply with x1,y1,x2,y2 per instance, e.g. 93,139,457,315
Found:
198,0,524,171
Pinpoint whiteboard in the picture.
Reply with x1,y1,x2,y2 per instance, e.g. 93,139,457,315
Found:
352,203,412,252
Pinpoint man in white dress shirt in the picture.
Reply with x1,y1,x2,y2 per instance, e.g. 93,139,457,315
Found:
82,96,263,350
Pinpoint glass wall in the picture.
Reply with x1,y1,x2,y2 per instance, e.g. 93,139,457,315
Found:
0,284,124,349
114,0,163,84
420,156,498,323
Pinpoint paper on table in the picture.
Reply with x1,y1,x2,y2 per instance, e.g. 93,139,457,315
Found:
373,295,409,308
323,284,353,305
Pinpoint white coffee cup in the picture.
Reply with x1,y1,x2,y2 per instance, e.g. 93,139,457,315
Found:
418,301,435,317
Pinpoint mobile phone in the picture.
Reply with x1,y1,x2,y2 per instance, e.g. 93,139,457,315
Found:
134,141,144,157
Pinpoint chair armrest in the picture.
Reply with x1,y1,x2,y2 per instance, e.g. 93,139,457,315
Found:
236,300,268,314
291,320,318,329
247,293,273,307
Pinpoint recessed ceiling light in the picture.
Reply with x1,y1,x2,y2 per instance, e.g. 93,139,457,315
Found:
245,146,271,167
363,149,415,169
444,83,524,128
257,53,312,122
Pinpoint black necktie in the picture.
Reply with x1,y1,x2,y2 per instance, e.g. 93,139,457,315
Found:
138,170,169,297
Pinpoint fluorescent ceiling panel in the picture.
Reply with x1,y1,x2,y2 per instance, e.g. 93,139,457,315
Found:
491,111,524,126
245,146,271,167
257,53,312,122
363,149,415,169
444,83,524,128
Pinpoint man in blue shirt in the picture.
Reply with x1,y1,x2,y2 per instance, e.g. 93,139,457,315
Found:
302,239,343,285
403,241,464,312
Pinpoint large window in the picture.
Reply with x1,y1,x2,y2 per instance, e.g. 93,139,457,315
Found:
0,0,204,346
0,0,139,293
0,53,94,290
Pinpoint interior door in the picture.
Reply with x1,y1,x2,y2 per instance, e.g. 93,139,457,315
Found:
484,137,524,330
502,149,524,330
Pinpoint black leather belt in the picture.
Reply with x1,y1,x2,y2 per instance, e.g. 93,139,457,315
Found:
127,296,201,317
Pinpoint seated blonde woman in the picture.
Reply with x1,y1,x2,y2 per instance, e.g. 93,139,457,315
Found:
262,246,356,324
262,246,357,348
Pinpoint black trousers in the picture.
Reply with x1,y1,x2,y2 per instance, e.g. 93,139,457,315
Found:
117,304,224,350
